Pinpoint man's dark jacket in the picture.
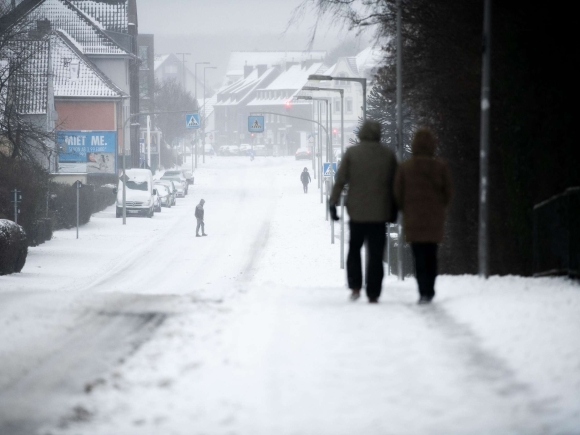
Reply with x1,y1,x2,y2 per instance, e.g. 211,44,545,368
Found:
330,122,398,222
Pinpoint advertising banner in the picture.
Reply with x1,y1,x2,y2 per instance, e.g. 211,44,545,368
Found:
57,131,117,174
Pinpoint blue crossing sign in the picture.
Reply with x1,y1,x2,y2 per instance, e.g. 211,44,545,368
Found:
185,113,201,129
248,116,264,133
323,162,337,178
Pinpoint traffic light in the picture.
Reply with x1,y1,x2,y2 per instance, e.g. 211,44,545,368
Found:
333,128,338,136
284,100,292,109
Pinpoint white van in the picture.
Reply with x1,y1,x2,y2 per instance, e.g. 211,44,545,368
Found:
115,168,155,218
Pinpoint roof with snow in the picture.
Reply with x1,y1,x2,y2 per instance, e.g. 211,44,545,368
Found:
324,46,385,80
70,0,128,33
200,95,217,119
225,51,326,76
247,63,327,107
50,30,125,98
215,67,278,107
0,0,129,55
7,39,50,114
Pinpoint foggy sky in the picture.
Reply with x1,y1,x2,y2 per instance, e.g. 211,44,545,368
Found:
137,0,364,89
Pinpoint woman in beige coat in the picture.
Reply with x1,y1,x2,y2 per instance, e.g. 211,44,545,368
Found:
394,128,453,304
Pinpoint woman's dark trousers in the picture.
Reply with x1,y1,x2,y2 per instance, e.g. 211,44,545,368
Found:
347,222,386,300
303,182,308,193
411,243,438,299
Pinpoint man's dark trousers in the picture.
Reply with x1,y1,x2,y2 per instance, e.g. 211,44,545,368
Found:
347,222,386,300
411,243,438,298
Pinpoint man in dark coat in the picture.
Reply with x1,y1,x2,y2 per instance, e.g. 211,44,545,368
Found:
300,167,311,193
394,128,453,304
329,120,398,303
195,199,207,237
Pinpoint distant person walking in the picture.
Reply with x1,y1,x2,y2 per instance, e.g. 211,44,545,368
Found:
300,167,311,193
394,128,453,304
329,121,398,303
195,199,208,237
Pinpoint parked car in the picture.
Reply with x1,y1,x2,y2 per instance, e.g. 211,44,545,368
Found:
254,145,267,156
164,169,194,186
161,172,187,197
154,183,172,208
239,144,251,156
152,188,162,213
156,180,177,206
295,147,311,160
115,169,155,218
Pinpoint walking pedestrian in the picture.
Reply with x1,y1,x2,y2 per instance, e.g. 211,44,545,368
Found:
394,128,453,304
329,121,398,303
300,167,311,193
195,199,208,237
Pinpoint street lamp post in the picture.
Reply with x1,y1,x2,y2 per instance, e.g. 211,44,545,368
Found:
295,96,329,209
308,74,367,121
195,62,209,169
303,86,345,267
202,66,217,164
395,0,405,281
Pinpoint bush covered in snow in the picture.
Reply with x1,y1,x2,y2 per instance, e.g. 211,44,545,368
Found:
49,184,116,230
0,219,28,275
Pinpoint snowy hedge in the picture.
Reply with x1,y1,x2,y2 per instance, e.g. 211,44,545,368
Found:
0,219,28,275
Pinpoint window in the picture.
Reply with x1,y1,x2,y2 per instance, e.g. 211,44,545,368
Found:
346,98,353,114
166,64,178,74
334,99,340,113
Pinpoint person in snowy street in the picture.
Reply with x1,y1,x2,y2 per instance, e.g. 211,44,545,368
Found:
300,167,311,193
329,120,398,303
195,199,208,237
394,128,453,304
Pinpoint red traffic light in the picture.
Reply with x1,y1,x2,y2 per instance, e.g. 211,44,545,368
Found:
284,100,292,108
333,128,338,134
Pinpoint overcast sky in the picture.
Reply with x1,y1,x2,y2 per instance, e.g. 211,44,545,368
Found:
136,0,368,88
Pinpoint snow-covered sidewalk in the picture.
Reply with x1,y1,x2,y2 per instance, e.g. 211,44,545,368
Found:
1,157,579,435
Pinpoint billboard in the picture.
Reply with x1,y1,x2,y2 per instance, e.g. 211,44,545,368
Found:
57,131,117,174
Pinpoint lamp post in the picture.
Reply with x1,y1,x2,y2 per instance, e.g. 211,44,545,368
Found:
479,0,492,279
395,0,405,281
303,86,345,267
202,66,217,164
295,96,329,209
308,74,367,121
176,53,191,90
195,62,209,168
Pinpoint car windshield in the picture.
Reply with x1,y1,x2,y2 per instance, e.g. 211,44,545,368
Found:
154,185,168,195
126,180,148,191
164,171,181,176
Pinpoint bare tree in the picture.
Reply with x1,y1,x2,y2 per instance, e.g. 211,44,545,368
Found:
1,7,56,167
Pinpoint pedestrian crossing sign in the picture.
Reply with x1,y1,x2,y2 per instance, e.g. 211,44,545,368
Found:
248,116,265,133
323,162,337,178
186,113,201,129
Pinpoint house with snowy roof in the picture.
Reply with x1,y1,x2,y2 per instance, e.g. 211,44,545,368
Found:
50,29,126,177
223,51,326,86
246,61,327,155
213,64,279,148
0,0,140,173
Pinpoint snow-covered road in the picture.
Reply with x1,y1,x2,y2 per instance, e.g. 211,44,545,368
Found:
1,157,579,435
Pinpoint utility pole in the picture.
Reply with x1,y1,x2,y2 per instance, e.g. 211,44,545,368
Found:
202,66,216,164
396,0,405,281
176,53,191,91
479,0,492,279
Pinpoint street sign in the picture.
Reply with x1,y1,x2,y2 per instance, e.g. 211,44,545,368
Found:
248,116,264,133
323,162,337,178
185,113,201,129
